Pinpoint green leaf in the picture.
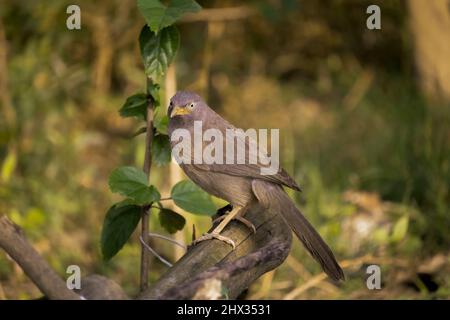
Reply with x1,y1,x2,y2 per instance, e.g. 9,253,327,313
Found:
147,185,161,203
115,198,137,208
131,126,147,138
391,215,409,243
154,106,169,134
119,93,148,120
137,0,201,33
152,134,171,166
171,180,216,216
147,82,161,107
108,166,161,204
109,166,148,190
139,25,180,78
1,150,16,183
373,227,389,245
159,208,186,234
101,204,141,261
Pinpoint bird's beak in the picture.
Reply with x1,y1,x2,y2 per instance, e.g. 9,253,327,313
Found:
170,106,191,118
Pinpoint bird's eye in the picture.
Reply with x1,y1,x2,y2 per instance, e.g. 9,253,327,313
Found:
189,103,195,109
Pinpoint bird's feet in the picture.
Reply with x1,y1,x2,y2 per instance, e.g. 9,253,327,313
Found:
212,215,256,234
190,205,250,250
191,232,236,249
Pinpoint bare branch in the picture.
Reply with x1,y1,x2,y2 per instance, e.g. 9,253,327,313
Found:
140,235,173,268
180,7,257,23
148,232,187,250
0,215,80,300
138,204,292,300
78,275,129,300
161,241,289,299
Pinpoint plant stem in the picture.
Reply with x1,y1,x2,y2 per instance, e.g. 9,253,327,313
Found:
139,84,154,292
148,232,187,250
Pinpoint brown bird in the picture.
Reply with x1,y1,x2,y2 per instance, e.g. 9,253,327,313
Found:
168,91,344,281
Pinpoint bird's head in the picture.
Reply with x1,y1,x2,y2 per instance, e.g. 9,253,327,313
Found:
168,91,204,120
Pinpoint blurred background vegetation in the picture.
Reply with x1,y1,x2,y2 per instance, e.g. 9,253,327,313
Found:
0,0,449,299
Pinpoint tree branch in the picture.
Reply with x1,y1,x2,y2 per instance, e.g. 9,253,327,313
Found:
1,202,292,300
0,215,129,300
78,275,129,300
138,204,292,300
0,215,80,300
161,241,289,299
180,7,257,23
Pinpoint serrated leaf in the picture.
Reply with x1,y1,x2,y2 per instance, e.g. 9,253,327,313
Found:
159,208,186,234
391,215,409,243
152,134,171,166
171,180,216,216
108,166,161,204
154,106,169,134
119,93,148,120
139,25,180,78
101,204,141,261
137,0,201,33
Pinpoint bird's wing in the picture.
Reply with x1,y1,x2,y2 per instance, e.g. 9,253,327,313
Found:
193,162,300,191
191,113,301,191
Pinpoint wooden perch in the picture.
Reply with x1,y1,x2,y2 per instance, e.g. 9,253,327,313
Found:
139,204,292,300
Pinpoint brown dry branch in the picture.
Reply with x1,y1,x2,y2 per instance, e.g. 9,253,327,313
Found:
1,203,292,299
161,241,289,300
180,7,257,23
138,203,292,300
78,275,129,300
283,254,409,299
0,215,80,300
0,214,130,300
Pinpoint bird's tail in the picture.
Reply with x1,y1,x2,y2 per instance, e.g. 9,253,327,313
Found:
252,180,345,281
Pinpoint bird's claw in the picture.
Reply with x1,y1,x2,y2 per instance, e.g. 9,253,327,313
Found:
213,215,256,234
237,217,256,234
191,232,236,249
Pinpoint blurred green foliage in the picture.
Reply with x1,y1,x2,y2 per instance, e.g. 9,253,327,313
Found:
0,0,449,299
